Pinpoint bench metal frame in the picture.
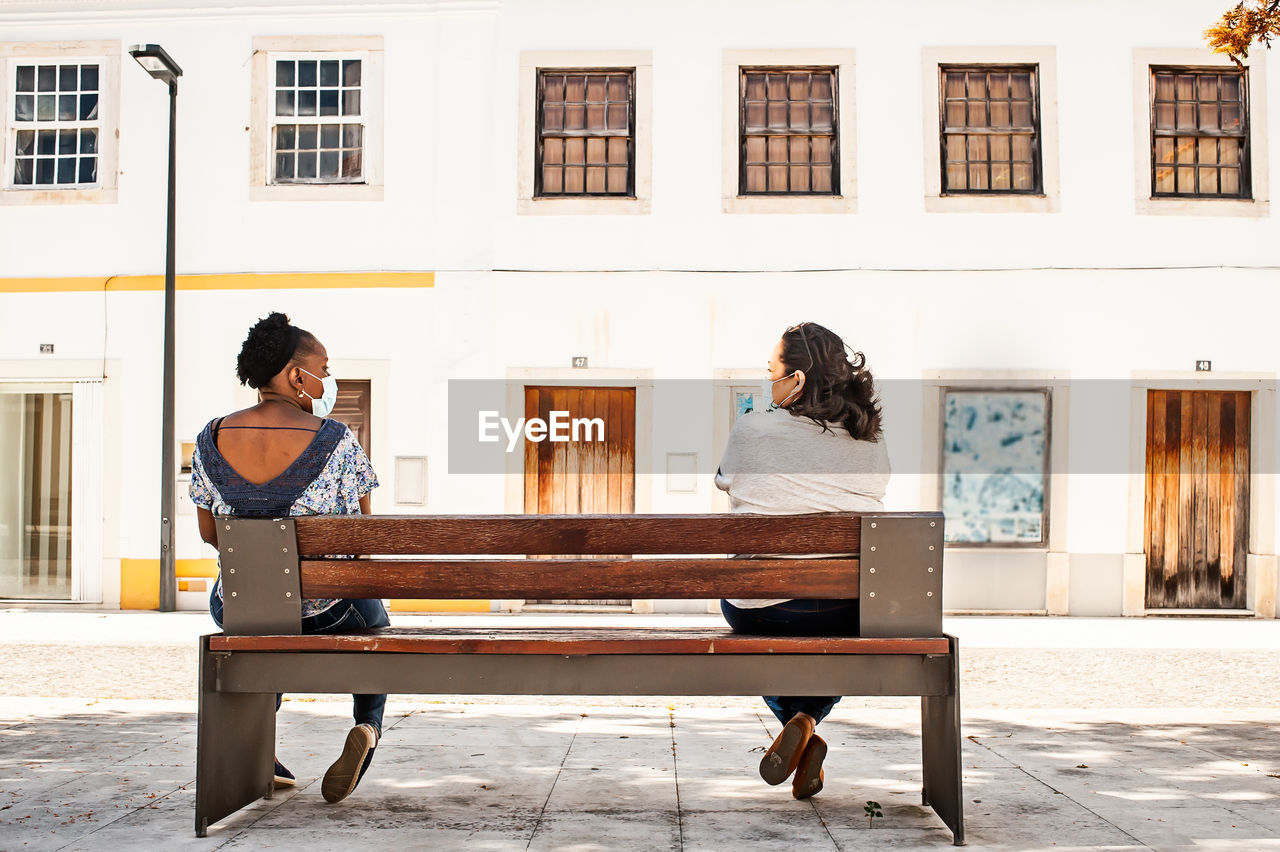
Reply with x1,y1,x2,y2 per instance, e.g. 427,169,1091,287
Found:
196,512,964,845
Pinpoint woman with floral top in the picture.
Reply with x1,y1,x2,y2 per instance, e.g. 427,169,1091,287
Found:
188,311,385,805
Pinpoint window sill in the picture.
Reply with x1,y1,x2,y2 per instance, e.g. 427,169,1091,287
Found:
250,183,383,203
1135,196,1270,217
926,193,1058,214
2,187,117,205
722,194,856,215
518,196,650,216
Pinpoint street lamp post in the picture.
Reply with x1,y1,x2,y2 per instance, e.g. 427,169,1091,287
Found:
129,44,183,612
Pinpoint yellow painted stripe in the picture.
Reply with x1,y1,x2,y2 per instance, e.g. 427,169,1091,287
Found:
177,558,219,579
390,599,491,613
0,271,434,293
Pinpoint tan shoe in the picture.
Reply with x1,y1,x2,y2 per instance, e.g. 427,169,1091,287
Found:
322,723,378,804
273,757,296,788
791,733,827,800
759,714,815,786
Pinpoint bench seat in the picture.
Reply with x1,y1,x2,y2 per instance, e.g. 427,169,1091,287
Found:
209,628,952,656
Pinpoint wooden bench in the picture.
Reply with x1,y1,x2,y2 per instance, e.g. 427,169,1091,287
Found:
196,511,964,845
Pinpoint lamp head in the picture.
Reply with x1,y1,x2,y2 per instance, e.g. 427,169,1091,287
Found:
128,44,182,85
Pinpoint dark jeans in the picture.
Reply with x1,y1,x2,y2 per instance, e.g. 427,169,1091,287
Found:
720,598,860,727
210,588,389,735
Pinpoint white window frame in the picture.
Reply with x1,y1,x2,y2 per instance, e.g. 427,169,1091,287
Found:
921,46,1060,214
517,50,653,216
250,35,383,202
0,41,120,205
1132,48,1270,218
721,49,857,214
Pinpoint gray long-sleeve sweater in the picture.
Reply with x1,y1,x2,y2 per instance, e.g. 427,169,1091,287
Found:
714,406,890,608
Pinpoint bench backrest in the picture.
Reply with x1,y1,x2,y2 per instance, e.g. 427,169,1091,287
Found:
216,511,944,638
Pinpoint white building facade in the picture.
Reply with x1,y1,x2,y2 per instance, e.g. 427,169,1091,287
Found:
0,0,1276,616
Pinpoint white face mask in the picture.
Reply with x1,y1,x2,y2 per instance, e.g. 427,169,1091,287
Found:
299,368,338,418
761,372,800,409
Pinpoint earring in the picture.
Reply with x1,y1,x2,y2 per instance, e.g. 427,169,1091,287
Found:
298,391,304,398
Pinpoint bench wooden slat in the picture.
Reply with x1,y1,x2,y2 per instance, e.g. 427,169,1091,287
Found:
293,513,864,556
299,557,859,600
209,628,950,655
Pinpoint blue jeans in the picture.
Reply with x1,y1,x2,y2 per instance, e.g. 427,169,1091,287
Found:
720,598,860,727
210,589,389,735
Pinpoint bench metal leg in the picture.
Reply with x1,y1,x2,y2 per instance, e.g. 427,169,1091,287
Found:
920,638,965,845
194,635,276,837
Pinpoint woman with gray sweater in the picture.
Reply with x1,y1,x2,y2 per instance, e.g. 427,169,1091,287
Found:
715,321,890,800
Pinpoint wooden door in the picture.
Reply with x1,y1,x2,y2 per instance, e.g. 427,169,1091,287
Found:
525,386,635,606
1144,390,1249,609
332,380,372,455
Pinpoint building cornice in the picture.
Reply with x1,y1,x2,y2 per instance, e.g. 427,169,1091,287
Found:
0,0,499,24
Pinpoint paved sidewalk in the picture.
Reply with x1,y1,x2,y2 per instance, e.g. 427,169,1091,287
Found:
1,612,1279,850
2,700,1279,851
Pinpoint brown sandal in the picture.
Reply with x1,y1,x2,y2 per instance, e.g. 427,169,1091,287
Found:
759,714,815,786
791,733,826,799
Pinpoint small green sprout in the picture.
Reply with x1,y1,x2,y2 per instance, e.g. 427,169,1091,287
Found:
864,800,883,827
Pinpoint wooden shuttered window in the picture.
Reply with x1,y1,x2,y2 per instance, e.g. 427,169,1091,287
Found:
1150,67,1250,198
537,69,635,197
940,65,1040,194
739,68,838,195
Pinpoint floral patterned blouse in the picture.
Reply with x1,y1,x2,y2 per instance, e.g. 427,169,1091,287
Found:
189,418,378,617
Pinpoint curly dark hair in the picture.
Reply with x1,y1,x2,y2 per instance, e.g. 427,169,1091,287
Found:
778,321,883,442
235,312,318,389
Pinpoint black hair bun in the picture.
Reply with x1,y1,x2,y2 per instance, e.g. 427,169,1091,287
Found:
236,311,300,388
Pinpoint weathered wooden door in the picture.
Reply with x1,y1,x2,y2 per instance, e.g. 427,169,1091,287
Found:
1144,390,1249,609
524,386,635,606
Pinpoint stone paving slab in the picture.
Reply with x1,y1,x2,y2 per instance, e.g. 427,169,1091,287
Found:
1,700,1279,851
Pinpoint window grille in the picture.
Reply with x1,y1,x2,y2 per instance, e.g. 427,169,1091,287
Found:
1150,67,1249,198
537,69,634,196
940,65,1040,194
739,68,838,195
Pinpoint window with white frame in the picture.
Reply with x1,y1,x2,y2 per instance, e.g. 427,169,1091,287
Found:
941,388,1050,546
9,60,101,187
270,55,364,184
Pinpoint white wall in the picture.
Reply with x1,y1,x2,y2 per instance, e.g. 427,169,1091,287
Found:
1,0,1277,612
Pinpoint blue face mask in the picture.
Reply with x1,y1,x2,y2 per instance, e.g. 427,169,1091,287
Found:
299,368,338,419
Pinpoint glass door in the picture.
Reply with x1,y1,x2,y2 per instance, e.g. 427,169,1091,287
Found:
0,387,74,600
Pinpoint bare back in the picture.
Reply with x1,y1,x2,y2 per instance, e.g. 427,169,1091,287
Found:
214,402,323,485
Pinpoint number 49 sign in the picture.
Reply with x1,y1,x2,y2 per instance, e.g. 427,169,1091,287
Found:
1196,360,1212,372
